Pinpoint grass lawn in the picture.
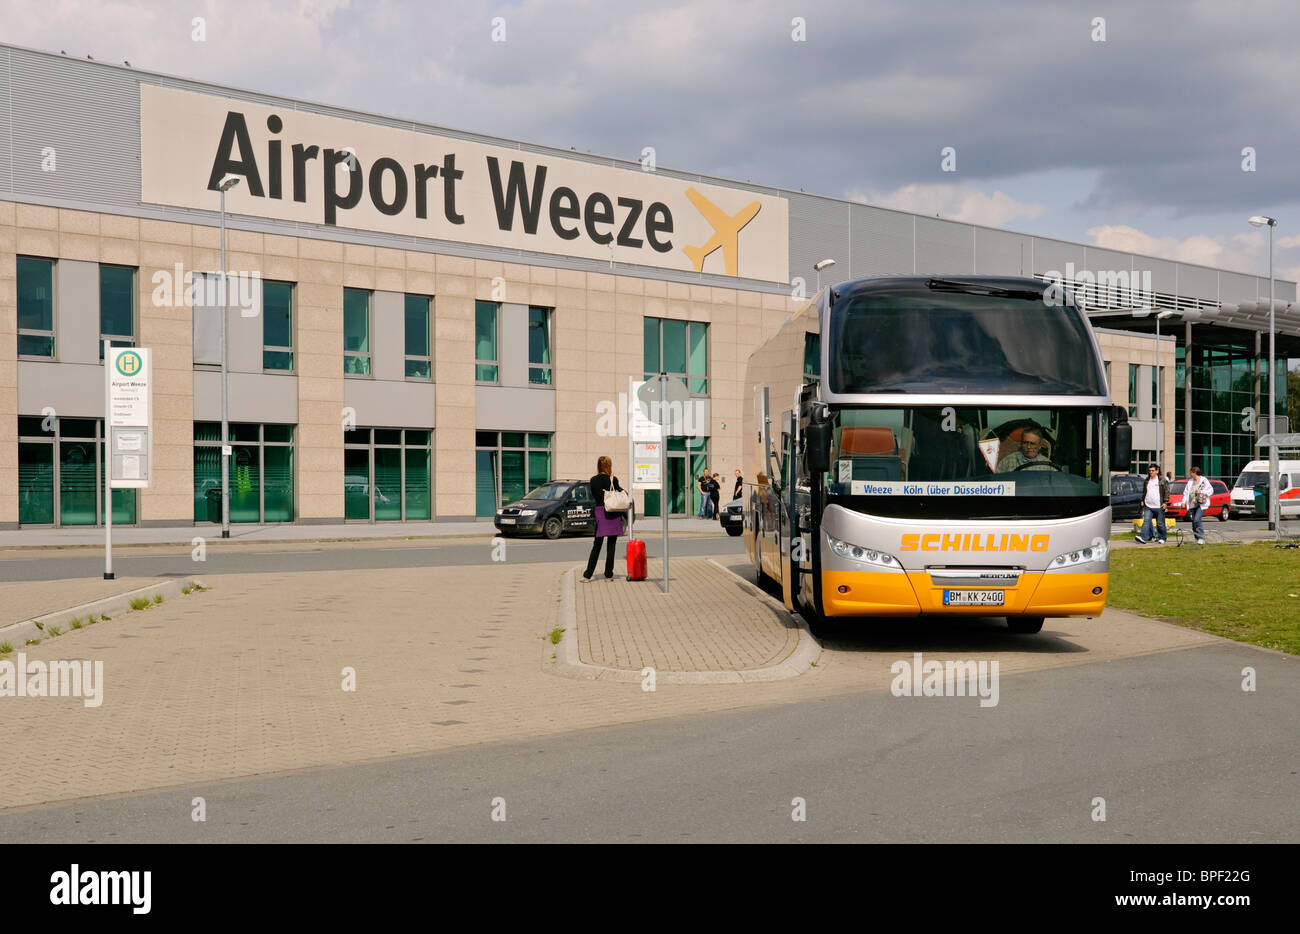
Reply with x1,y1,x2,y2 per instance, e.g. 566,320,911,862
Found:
1107,541,1300,655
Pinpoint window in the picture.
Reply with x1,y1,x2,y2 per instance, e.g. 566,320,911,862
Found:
1130,449,1158,475
529,306,552,385
803,332,820,383
263,281,294,371
343,428,433,520
194,423,295,523
17,256,55,358
343,288,372,375
99,264,135,359
405,295,432,380
1128,363,1139,417
475,300,499,382
1150,366,1163,420
644,317,708,394
1104,361,1111,395
475,431,551,516
17,417,136,526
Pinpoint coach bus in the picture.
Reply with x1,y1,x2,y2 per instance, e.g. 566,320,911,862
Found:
743,276,1131,634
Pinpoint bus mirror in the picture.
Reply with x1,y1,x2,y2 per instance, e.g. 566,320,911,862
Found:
805,419,832,475
1109,408,1132,471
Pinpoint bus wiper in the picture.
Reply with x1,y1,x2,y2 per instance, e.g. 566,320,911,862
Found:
926,277,1044,300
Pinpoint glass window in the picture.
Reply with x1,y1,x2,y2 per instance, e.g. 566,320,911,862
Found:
662,319,687,374
529,306,553,385
475,431,554,515
1151,366,1161,420
475,300,499,382
405,447,432,520
18,443,55,524
344,448,370,520
263,280,294,371
643,317,660,374
827,288,1106,396
194,423,295,523
344,288,371,375
405,294,432,380
803,332,821,382
99,264,135,358
1128,364,1139,417
688,321,708,394
344,426,434,521
17,256,55,358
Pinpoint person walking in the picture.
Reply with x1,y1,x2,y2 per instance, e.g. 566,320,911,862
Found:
584,456,625,581
1136,463,1170,545
1185,465,1214,545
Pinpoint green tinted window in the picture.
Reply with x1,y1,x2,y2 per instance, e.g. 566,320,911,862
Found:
405,448,431,520
263,280,293,370
18,257,54,357
662,319,686,374
99,265,135,341
344,288,371,375
475,300,498,381
18,443,54,524
643,317,660,374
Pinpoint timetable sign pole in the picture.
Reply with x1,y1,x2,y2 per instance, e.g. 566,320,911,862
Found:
105,346,153,579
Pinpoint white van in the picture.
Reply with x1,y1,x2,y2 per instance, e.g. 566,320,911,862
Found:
1228,459,1300,518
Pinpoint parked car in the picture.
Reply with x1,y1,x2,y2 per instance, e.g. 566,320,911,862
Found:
495,480,601,539
1166,479,1230,521
1109,473,1145,521
719,495,744,536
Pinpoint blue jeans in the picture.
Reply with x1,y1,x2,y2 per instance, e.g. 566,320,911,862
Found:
1141,505,1167,542
1190,506,1205,540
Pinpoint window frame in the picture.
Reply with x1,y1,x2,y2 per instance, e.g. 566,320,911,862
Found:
1127,363,1139,418
343,287,373,377
193,422,296,523
343,427,435,521
17,417,138,527
475,300,500,384
475,431,553,514
99,263,137,360
404,294,433,381
643,316,709,396
262,279,295,373
528,305,553,386
17,255,57,360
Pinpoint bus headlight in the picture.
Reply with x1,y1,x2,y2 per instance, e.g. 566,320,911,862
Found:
827,534,901,569
1049,541,1108,568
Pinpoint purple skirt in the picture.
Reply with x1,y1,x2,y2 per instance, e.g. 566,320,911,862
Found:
594,506,625,538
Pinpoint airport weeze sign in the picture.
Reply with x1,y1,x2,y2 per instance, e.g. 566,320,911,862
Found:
140,85,789,282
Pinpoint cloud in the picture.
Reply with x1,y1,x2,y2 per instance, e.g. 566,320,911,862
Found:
853,183,1043,227
1086,224,1300,280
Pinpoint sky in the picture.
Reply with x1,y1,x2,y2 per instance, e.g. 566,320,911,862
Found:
3,0,1300,281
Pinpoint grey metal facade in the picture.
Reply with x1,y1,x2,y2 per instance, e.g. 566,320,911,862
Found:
2,40,1294,310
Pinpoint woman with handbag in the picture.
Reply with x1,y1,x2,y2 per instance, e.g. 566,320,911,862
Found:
584,455,629,581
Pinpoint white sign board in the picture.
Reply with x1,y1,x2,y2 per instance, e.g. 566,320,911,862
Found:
106,347,153,489
850,480,1017,496
634,443,662,485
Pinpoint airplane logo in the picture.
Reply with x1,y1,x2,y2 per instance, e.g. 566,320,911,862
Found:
682,187,761,277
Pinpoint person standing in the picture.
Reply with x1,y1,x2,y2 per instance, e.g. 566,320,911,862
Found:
697,471,711,518
710,472,722,523
584,456,625,581
733,468,743,500
1185,465,1214,545
1136,463,1170,545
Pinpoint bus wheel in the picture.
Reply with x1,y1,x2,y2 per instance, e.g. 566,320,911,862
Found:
1007,616,1045,634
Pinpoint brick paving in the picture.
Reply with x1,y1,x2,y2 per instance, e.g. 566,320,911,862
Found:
0,577,162,629
0,556,1220,811
576,558,799,671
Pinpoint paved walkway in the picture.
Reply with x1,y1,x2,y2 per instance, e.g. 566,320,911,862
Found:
0,553,1228,812
0,577,162,630
0,517,727,548
574,558,801,672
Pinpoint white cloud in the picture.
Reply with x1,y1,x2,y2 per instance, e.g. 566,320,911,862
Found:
1085,224,1289,278
850,183,1043,227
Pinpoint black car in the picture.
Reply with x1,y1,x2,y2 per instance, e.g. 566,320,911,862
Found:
495,480,598,539
1109,473,1145,521
719,495,744,536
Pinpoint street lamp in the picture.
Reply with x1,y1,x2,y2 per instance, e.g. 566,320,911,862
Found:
218,173,240,539
814,258,836,292
1248,215,1278,535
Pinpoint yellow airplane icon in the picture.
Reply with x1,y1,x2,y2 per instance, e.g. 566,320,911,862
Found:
682,187,761,277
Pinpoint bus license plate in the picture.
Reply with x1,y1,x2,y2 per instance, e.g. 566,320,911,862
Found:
943,589,1004,606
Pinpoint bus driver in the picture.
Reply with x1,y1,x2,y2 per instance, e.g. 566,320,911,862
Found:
997,427,1053,472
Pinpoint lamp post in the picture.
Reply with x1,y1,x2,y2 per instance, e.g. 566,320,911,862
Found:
218,174,241,539
814,258,836,292
1248,215,1278,535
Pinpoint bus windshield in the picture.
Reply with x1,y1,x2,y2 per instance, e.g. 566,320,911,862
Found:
827,290,1104,395
822,406,1103,498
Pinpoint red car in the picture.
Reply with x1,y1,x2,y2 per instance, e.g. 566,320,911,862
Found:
1166,479,1230,521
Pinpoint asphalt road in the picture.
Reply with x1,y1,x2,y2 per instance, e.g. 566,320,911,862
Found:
1,641,1293,843
0,533,747,582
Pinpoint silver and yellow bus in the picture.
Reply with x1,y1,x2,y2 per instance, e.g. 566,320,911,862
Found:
743,276,1131,634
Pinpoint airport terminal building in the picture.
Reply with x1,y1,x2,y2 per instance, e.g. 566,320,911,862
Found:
2,42,1297,530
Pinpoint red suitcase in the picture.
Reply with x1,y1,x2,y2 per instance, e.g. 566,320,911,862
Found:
626,538,647,581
